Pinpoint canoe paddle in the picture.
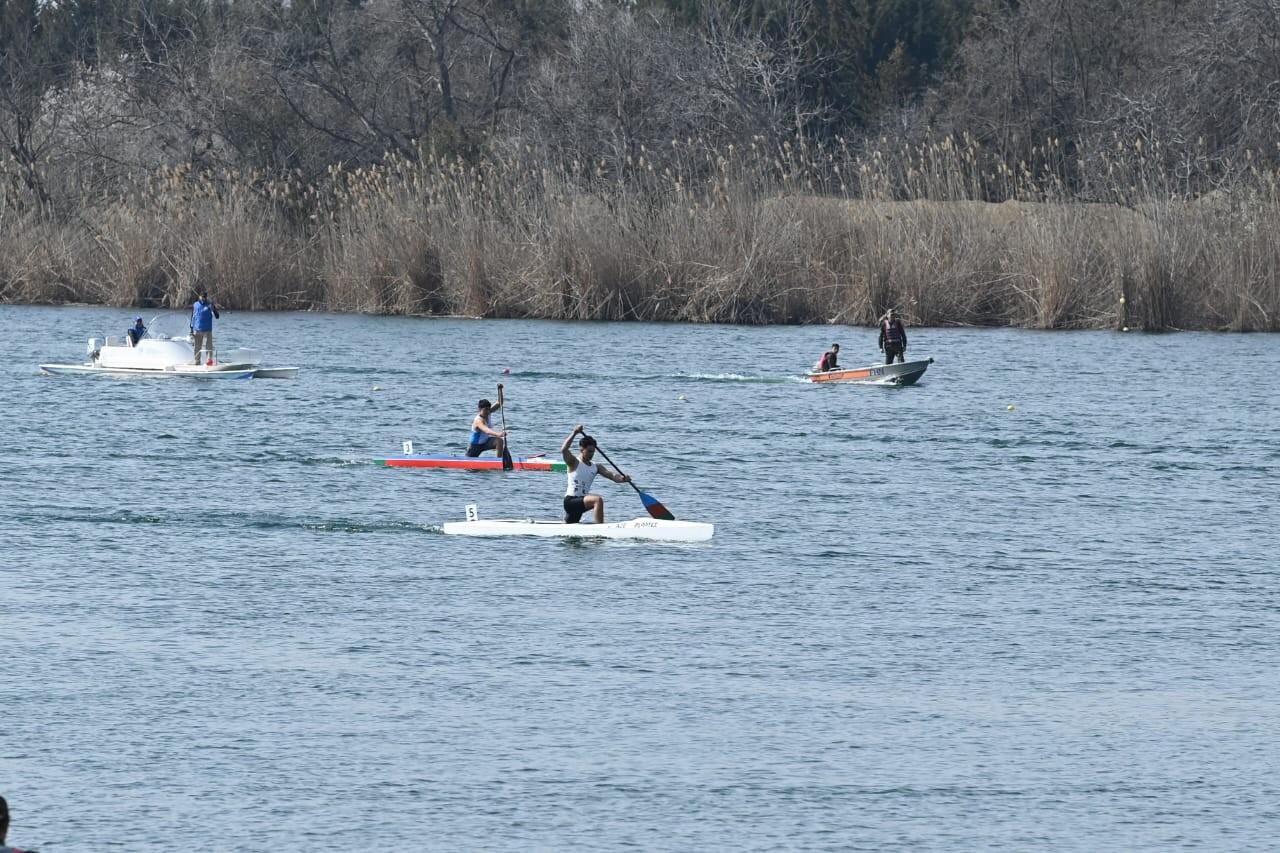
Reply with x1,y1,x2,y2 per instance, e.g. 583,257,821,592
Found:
498,383,513,471
594,446,675,520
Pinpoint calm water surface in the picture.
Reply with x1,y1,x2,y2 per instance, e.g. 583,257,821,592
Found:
2,305,1277,851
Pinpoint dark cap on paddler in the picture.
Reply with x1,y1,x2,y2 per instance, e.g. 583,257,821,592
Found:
478,398,492,410
579,434,597,449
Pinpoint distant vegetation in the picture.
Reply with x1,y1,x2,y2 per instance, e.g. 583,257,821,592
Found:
2,0,1278,330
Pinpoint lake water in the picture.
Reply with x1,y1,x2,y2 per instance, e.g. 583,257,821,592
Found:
2,304,1277,851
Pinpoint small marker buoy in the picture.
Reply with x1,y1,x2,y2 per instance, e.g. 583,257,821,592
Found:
1119,296,1126,305
1121,326,1129,332
677,394,687,401
1006,404,1016,411
501,367,510,375
372,385,382,391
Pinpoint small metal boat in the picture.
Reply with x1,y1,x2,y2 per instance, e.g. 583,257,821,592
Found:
806,357,933,385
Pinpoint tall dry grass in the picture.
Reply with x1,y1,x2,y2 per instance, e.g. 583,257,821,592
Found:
2,135,1278,330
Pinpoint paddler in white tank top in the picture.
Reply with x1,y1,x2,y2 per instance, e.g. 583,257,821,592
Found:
560,425,630,524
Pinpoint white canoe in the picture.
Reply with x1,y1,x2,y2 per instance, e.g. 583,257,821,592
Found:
442,517,714,542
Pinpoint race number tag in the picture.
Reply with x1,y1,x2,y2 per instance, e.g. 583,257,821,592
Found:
465,503,479,522
402,440,414,454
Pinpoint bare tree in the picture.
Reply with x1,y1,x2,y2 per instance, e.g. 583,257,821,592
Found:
518,3,724,167
701,0,831,147
0,0,71,214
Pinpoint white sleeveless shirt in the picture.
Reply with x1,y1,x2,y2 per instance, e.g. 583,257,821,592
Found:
565,459,599,497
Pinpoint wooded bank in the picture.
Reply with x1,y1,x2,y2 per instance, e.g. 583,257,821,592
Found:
3,1,1279,330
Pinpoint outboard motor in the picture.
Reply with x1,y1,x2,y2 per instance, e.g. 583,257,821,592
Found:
87,337,100,361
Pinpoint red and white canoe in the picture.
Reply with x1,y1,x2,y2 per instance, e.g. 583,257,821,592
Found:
375,453,567,472
807,357,933,386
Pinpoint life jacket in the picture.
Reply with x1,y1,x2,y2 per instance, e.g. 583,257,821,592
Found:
882,319,904,345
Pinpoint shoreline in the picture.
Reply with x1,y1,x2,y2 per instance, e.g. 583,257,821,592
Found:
6,299,1272,334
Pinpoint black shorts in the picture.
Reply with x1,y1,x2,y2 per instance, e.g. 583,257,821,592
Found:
465,438,497,457
563,495,588,523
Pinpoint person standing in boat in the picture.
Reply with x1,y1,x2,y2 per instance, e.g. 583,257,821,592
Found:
561,425,630,524
879,308,907,364
816,342,840,371
465,384,508,458
126,317,146,346
190,290,221,365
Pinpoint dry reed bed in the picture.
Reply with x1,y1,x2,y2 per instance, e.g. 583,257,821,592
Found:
1,138,1277,330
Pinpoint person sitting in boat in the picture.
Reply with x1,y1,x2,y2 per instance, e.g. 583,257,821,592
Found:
561,426,630,524
879,309,907,364
815,343,840,371
126,317,146,346
465,385,507,458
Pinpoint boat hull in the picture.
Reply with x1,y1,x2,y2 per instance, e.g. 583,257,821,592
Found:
41,363,256,379
378,454,566,472
807,357,933,385
251,367,299,379
442,517,714,541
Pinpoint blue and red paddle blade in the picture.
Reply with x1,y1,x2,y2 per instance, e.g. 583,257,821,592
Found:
639,490,675,521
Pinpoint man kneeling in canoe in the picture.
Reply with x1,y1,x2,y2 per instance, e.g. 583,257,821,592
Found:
466,385,508,457
561,425,630,524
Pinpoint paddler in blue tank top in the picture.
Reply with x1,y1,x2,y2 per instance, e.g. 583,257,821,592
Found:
465,384,508,458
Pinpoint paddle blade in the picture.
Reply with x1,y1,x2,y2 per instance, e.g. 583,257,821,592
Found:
501,446,514,471
639,490,675,520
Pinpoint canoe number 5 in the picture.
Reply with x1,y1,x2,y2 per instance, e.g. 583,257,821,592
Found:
465,503,479,522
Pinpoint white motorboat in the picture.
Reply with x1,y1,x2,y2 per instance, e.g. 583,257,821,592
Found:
442,505,713,542
40,320,298,379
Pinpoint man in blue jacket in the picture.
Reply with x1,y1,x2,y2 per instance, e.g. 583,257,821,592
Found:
126,316,146,346
190,290,221,365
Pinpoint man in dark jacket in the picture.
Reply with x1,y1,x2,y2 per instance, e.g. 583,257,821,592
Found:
879,309,907,364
